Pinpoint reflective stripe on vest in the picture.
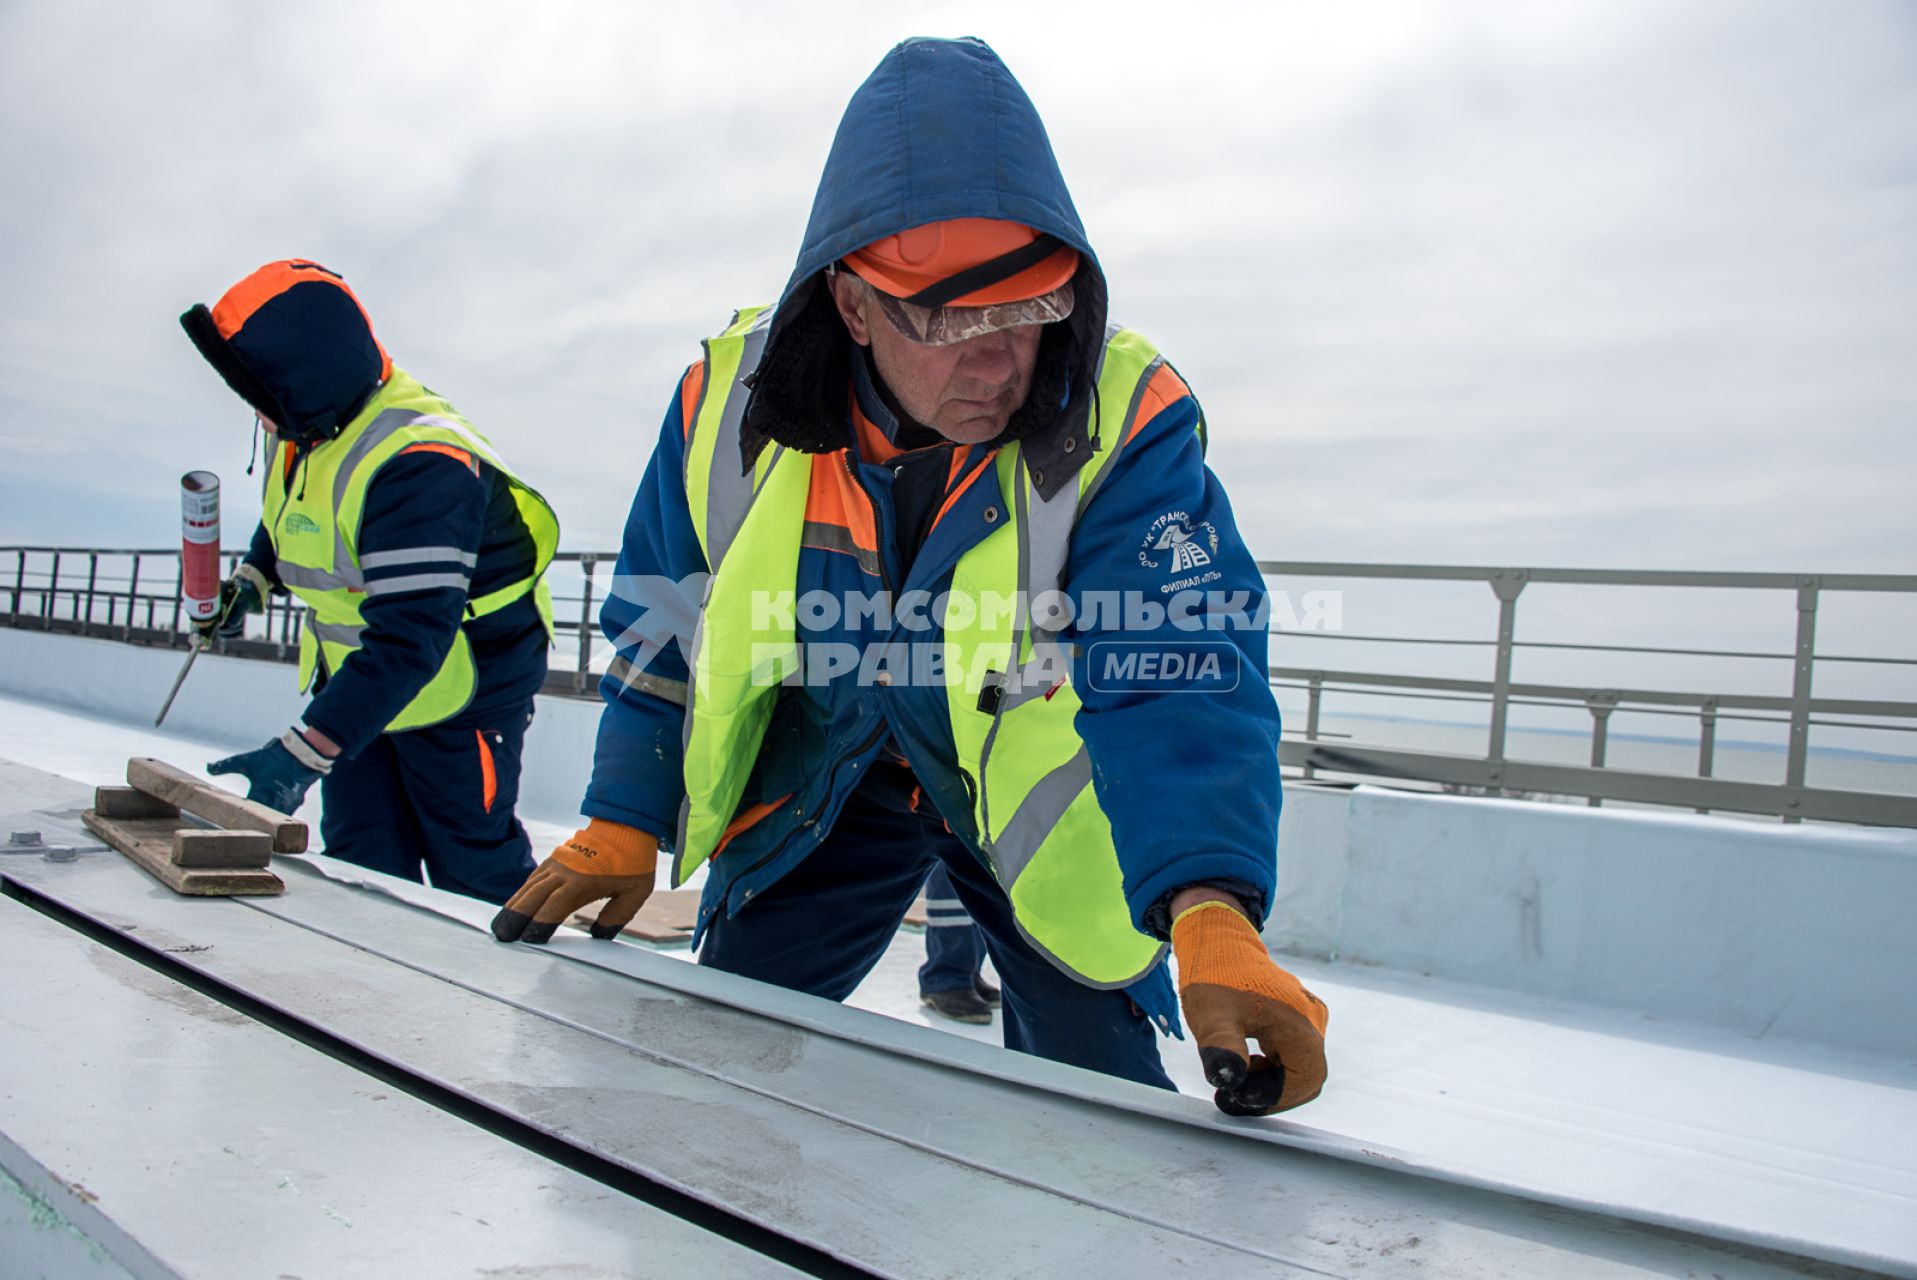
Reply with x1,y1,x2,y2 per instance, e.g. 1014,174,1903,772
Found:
684,308,781,572
939,328,1173,986
673,312,1193,989
265,367,560,733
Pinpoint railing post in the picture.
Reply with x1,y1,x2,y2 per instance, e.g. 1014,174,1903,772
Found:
123,553,141,642
83,553,100,631
1695,697,1718,814
43,551,60,628
219,551,239,649
1783,577,1819,824
1585,691,1617,807
9,549,24,622
1301,671,1324,780
574,555,598,693
1485,569,1528,790
170,555,185,646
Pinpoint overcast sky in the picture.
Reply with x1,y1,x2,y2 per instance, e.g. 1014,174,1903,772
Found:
1,0,1912,710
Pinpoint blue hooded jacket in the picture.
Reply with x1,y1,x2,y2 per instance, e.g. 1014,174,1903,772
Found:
584,38,1282,1032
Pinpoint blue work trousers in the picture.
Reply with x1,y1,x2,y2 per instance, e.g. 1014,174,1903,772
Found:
918,863,986,994
698,789,1174,1090
317,700,538,905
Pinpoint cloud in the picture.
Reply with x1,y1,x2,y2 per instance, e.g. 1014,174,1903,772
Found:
1,0,1911,581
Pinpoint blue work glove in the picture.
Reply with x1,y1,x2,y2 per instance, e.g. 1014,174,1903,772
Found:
207,728,333,814
193,564,270,641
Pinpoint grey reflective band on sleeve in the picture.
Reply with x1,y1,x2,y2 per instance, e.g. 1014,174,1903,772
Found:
277,562,361,592
309,619,365,647
607,654,690,707
361,572,472,596
324,408,498,585
358,547,479,570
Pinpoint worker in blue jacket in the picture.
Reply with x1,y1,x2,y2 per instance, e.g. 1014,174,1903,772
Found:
493,39,1329,1114
181,261,559,904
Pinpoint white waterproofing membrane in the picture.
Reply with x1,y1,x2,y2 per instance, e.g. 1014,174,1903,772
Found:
1,742,1913,1278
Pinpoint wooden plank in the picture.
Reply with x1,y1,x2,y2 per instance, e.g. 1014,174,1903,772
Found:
82,811,284,896
92,785,181,820
172,829,274,869
127,757,308,853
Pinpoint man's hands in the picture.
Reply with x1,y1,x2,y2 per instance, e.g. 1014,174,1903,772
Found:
491,819,659,944
192,564,270,641
1172,899,1329,1116
207,727,334,814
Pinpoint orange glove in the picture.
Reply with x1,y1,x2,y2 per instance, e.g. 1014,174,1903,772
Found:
1172,900,1329,1116
489,819,658,944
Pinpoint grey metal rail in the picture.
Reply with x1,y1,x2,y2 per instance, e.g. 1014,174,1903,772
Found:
1260,560,1916,826
0,545,611,701
5,546,1913,827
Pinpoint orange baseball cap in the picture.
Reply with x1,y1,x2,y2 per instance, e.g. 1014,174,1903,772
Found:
844,218,1079,307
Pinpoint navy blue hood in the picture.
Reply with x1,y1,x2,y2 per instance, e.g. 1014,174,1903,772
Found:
181,260,390,445
742,37,1108,492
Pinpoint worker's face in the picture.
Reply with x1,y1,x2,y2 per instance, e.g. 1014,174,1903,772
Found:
828,272,1041,445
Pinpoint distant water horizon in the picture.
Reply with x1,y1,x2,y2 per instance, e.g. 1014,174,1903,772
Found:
1306,708,1917,765
1279,706,1917,802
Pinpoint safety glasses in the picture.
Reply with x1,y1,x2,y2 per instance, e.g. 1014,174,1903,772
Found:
835,267,1074,347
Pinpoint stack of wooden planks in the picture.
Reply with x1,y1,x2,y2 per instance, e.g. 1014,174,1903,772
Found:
80,757,304,896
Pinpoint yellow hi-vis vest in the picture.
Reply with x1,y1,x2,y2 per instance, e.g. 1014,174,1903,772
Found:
264,367,559,733
675,307,1195,988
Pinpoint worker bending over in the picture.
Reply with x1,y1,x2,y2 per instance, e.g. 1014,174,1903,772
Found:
181,260,559,904
494,39,1328,1114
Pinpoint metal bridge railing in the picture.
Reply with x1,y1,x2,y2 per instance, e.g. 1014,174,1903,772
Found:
5,546,1914,827
1261,562,1917,827
0,546,613,700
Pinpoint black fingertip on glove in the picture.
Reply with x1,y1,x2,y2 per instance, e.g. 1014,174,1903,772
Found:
1200,1046,1248,1090
490,908,534,944
1208,1052,1287,1117
489,908,561,945
519,917,562,945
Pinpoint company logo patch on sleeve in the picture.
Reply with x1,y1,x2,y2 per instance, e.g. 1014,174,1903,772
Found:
1138,511,1220,575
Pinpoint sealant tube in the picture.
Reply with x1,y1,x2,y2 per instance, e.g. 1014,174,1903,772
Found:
180,471,221,624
